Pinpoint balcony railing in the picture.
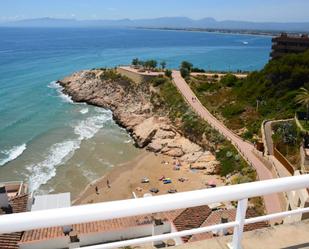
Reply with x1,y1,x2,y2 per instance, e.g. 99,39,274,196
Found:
1,175,309,249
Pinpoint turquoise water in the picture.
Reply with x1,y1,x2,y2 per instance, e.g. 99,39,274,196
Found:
0,27,271,195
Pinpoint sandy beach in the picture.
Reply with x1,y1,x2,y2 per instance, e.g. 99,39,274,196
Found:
74,150,224,205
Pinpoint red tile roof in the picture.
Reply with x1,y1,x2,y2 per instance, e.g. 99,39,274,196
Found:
0,194,29,249
190,208,269,242
20,209,183,244
172,205,212,242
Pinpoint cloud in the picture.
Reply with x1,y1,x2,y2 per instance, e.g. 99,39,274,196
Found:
107,7,116,11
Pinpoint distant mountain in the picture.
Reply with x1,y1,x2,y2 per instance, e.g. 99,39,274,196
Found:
2,17,309,32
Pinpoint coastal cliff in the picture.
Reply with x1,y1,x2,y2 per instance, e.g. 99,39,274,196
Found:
58,69,219,172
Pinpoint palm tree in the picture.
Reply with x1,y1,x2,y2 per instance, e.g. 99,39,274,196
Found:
296,87,309,123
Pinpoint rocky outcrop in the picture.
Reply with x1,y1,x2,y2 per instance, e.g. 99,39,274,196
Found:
59,69,219,169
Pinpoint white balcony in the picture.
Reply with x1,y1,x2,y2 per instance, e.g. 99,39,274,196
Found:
1,175,309,249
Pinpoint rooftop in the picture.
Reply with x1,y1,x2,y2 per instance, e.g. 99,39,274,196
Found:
190,209,268,242
20,209,183,244
0,194,29,249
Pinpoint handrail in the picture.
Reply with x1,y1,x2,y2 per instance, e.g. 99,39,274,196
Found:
0,175,308,234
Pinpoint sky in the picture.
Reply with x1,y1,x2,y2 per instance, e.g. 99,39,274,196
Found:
1,0,309,23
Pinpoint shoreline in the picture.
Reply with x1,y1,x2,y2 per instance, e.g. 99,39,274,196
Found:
74,149,224,205
135,27,278,37
58,69,224,204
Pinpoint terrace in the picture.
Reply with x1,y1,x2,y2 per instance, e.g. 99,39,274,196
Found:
0,175,309,249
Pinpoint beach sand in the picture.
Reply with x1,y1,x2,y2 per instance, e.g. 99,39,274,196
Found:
74,150,224,205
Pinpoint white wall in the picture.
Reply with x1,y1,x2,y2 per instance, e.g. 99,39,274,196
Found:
19,237,69,249
19,222,172,249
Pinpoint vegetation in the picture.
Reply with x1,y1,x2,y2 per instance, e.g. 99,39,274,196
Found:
295,87,309,123
180,61,193,78
131,58,169,73
150,76,256,180
187,51,309,141
164,69,172,78
272,121,302,168
160,61,167,70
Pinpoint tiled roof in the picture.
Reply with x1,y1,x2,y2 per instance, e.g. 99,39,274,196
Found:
172,205,212,242
0,194,29,249
20,209,183,244
190,208,269,242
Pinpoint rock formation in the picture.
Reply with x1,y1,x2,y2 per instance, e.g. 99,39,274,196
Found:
58,69,219,172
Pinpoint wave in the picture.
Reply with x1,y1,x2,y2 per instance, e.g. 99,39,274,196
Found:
48,81,74,104
0,144,27,166
27,109,113,191
74,110,112,140
80,108,89,114
27,140,80,191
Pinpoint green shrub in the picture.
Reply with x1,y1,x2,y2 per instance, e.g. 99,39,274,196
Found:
220,73,238,87
151,77,167,87
165,69,172,78
180,67,190,78
222,103,245,118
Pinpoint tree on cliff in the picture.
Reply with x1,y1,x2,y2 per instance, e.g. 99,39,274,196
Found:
180,61,193,78
144,60,158,70
181,61,193,71
132,58,140,66
160,61,167,70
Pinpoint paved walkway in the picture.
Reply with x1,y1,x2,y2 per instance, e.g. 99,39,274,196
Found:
172,70,283,215
264,121,275,156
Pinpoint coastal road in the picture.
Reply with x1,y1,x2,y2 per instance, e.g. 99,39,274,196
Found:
172,70,283,215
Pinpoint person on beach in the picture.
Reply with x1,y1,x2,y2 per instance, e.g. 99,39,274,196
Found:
95,186,99,195
107,179,111,188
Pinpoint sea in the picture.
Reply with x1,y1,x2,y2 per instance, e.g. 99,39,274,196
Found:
0,27,272,197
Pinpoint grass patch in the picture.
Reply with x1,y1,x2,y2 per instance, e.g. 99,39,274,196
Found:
150,76,255,181
187,51,309,142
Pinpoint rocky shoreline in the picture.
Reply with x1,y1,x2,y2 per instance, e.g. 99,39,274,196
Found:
58,69,220,173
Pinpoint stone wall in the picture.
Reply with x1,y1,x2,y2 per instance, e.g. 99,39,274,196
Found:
117,67,157,84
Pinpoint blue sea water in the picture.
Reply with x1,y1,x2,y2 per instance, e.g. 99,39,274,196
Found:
0,27,271,195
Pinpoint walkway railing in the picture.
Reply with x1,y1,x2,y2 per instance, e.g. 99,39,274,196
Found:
1,175,309,249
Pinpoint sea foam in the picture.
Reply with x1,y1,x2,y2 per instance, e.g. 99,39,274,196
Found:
80,108,89,114
27,108,112,191
0,144,27,166
48,81,74,103
27,140,80,191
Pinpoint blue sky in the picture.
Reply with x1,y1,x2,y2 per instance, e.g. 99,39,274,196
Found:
1,0,308,22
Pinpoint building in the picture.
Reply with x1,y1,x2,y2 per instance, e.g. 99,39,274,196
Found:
0,182,29,249
271,33,309,59
0,181,268,249
285,171,309,223
1,176,309,249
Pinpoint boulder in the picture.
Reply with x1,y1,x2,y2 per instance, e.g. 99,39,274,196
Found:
147,141,163,152
180,152,204,163
190,162,207,170
163,148,184,157
133,117,159,147
154,129,176,139
168,137,202,154
205,161,221,175
197,153,216,163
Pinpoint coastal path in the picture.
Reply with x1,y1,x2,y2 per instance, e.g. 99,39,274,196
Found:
172,70,283,215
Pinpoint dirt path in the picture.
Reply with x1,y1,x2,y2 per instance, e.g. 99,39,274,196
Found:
172,70,283,215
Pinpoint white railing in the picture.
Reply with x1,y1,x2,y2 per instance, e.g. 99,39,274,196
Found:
1,175,309,249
